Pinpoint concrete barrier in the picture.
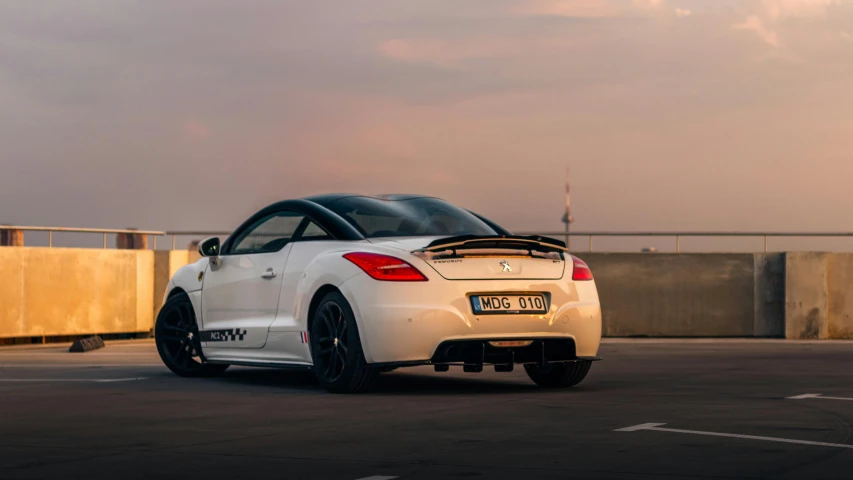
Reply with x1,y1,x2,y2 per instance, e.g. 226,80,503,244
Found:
0,247,154,339
583,251,850,339
785,252,827,339
784,252,853,340
827,254,853,339
153,250,190,318
581,253,781,337
2,248,851,341
754,253,785,337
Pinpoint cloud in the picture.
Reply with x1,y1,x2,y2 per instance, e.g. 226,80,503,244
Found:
378,39,426,63
733,15,781,46
378,38,509,67
762,0,842,20
514,0,672,17
378,36,578,67
632,0,665,8
675,8,692,17
733,0,844,47
511,0,622,17
181,120,210,139
0,0,846,235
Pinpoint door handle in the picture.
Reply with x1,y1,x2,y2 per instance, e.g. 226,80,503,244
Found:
261,268,277,279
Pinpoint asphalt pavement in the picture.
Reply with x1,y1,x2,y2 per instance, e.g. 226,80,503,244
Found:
1,339,852,480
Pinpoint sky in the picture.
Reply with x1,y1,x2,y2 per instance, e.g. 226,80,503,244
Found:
1,0,852,235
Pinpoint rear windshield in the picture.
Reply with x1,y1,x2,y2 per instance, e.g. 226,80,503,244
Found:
323,197,499,238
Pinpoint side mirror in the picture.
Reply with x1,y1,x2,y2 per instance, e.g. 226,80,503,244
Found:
199,237,220,257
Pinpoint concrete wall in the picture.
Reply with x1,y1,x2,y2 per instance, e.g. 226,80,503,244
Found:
581,251,850,339
827,254,853,339
581,253,772,337
1,248,851,340
754,253,786,337
0,247,154,338
785,252,827,339
784,252,853,340
153,250,190,319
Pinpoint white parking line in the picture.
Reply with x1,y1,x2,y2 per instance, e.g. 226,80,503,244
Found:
788,393,853,402
0,377,148,383
94,377,150,383
615,423,853,449
354,477,398,480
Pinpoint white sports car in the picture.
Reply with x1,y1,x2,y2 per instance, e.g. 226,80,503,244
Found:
155,194,602,393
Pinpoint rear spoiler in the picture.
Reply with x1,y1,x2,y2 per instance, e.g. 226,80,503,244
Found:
412,235,568,260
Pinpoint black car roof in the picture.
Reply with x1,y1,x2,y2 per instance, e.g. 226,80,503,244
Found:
303,193,436,207
220,194,512,254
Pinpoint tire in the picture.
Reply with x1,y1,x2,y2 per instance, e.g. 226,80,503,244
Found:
155,293,230,378
309,291,378,393
524,361,592,388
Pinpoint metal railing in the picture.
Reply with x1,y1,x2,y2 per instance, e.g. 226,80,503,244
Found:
0,226,165,249
169,230,853,253
165,231,232,250
516,232,853,253
6,226,853,253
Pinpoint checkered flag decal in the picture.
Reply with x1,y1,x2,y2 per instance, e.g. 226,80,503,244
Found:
200,328,248,342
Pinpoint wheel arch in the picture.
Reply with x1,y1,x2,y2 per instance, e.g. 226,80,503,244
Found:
167,287,187,299
290,249,370,361
156,286,189,321
306,284,342,333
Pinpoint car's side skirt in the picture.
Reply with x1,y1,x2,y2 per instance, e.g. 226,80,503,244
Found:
206,359,313,370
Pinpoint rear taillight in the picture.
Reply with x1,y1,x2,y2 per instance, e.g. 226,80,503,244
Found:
571,255,593,281
343,252,428,282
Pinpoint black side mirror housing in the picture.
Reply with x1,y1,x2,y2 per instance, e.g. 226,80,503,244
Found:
199,237,220,257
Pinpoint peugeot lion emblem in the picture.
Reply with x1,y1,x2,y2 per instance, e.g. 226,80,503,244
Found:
500,260,512,272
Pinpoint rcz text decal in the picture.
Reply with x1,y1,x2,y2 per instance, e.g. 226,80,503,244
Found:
200,329,247,342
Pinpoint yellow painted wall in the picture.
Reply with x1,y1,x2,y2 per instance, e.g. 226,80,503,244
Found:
153,250,190,319
0,247,155,338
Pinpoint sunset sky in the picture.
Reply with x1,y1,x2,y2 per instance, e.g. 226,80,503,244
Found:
1,0,852,234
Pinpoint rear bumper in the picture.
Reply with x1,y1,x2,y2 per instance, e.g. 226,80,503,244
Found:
338,273,602,364
429,338,599,365
370,338,601,373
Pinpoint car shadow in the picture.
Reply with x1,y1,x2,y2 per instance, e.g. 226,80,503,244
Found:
208,368,317,390
199,366,583,396
371,372,543,395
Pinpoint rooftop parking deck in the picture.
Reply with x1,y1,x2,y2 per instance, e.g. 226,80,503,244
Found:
1,339,852,479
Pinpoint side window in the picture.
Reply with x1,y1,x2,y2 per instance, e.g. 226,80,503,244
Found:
297,221,332,241
230,212,304,254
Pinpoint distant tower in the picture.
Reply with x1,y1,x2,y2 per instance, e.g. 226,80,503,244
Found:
560,168,574,249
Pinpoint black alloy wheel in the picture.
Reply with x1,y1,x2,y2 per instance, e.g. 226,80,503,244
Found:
309,291,377,393
155,293,229,377
313,301,348,383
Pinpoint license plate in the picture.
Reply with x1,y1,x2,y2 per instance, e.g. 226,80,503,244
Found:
470,294,548,315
